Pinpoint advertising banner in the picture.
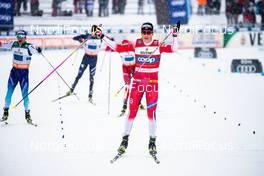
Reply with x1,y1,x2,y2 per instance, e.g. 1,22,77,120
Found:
168,0,190,25
225,31,264,48
0,0,14,31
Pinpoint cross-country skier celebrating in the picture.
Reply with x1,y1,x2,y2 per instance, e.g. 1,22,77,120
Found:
94,22,179,158
66,25,102,104
116,39,145,116
0,30,42,125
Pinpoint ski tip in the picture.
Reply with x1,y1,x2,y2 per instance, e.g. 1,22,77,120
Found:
118,113,125,117
114,93,119,97
28,123,38,127
12,105,17,110
51,99,58,103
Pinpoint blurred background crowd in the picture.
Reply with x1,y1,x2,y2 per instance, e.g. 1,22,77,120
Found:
197,0,264,27
13,0,153,17
11,0,264,27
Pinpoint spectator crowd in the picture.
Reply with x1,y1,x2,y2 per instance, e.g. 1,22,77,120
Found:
13,0,264,27
13,0,151,17
14,0,43,16
226,0,264,27
197,0,264,27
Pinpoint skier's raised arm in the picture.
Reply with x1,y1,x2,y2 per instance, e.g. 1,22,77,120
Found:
28,44,42,54
102,35,117,51
65,25,102,104
102,37,115,52
159,23,180,53
73,33,91,42
0,41,15,50
1,30,42,126
0,40,41,54
92,25,118,50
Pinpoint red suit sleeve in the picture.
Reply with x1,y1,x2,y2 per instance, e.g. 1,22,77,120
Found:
159,37,178,53
115,44,124,52
159,44,173,53
116,42,135,52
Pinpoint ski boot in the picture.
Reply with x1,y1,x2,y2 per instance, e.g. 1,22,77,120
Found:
88,94,96,105
25,110,32,123
0,108,9,122
110,135,129,163
149,137,157,155
139,103,145,110
25,110,37,126
118,135,129,154
118,103,127,117
66,88,74,96
121,103,127,113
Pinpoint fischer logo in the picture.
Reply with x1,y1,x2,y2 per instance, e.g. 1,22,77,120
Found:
137,57,157,64
236,65,257,73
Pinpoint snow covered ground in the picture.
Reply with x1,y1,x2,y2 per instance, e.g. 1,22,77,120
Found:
0,46,264,176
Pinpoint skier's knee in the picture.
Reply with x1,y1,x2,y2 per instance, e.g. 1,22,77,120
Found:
128,111,137,120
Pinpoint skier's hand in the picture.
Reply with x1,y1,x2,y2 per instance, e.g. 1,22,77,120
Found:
0,41,2,47
36,47,42,53
172,26,178,37
92,25,104,38
79,38,85,43
172,21,181,37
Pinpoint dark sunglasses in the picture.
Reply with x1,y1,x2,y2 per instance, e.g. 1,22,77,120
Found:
141,30,153,35
17,34,26,39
